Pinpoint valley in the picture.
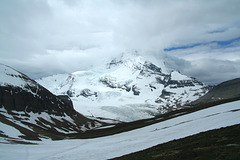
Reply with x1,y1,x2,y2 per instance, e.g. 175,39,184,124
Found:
0,58,239,160
0,99,239,160
1,1,239,159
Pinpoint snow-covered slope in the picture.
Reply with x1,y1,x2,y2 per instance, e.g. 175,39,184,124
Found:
38,54,209,121
0,100,239,160
0,64,39,91
0,64,103,142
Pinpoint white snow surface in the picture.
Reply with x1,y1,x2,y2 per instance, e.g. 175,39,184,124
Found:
0,121,23,141
0,100,239,160
0,64,37,88
171,70,191,80
0,107,96,141
37,54,208,122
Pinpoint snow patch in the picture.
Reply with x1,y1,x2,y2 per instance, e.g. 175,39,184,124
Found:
0,100,239,160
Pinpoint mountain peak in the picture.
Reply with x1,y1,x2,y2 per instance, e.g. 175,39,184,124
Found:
106,52,144,69
38,54,209,121
105,52,170,76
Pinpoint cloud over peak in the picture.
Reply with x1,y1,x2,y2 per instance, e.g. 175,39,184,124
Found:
0,0,240,84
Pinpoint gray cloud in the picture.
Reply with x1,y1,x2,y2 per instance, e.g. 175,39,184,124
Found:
167,42,240,84
183,59,240,85
0,0,240,84
0,0,51,59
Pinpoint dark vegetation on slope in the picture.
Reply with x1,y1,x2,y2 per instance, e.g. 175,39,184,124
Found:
111,124,240,160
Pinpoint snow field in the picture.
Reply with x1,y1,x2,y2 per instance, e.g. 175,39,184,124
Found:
0,100,239,160
0,64,36,88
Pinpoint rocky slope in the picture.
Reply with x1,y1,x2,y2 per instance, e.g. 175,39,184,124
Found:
191,78,240,106
0,64,103,143
37,54,209,121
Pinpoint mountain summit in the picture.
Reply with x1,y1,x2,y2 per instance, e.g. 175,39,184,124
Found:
38,53,209,121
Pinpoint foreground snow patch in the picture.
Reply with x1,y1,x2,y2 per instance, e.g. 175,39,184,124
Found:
0,100,240,160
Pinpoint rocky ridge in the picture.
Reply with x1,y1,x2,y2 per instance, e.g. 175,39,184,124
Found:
38,54,209,121
0,64,104,143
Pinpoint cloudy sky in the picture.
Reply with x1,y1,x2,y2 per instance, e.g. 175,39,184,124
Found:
0,0,240,84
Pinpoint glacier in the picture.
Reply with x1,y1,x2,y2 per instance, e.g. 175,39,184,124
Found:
37,53,209,121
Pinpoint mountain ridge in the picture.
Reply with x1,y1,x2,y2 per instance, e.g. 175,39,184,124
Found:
191,78,240,106
37,53,209,121
0,64,104,143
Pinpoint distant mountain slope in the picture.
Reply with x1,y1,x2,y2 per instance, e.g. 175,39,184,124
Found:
191,78,240,106
37,53,209,121
0,64,103,143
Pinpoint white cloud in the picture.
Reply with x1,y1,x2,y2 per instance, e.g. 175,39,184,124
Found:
166,42,240,84
0,0,240,84
183,59,240,84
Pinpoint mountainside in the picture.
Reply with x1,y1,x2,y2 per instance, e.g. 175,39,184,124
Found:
0,64,103,143
37,54,209,121
191,78,240,106
1,100,239,159
112,124,240,160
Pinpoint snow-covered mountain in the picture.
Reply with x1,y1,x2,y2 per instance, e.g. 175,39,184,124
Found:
37,53,209,121
0,64,103,143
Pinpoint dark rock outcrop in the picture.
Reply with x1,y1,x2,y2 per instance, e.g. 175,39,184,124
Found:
138,62,167,77
0,64,103,141
132,85,140,96
0,84,76,116
79,89,98,98
160,89,175,98
107,58,123,69
100,78,132,93
57,95,74,110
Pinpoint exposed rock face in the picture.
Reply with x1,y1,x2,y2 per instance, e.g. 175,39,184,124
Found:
160,89,175,98
0,64,103,142
107,58,123,69
0,64,77,116
132,85,140,95
79,89,98,98
57,95,74,109
138,62,165,77
0,85,75,116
